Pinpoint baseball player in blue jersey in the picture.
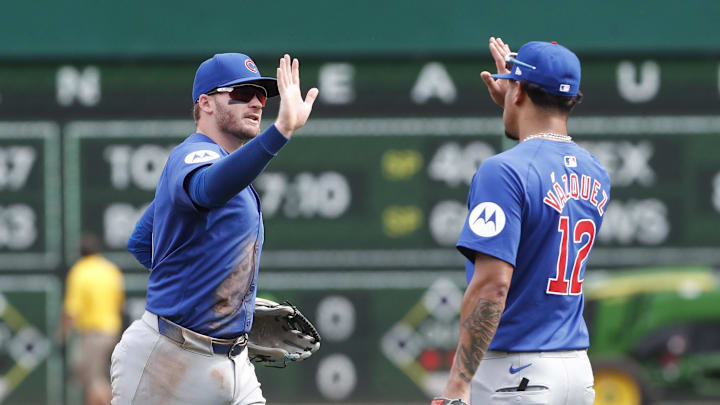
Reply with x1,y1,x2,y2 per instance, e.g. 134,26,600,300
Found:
433,38,610,405
111,53,318,405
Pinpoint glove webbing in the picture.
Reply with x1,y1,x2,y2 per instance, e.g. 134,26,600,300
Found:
284,301,321,344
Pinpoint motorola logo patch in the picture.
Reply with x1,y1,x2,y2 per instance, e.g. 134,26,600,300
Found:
184,150,220,164
468,202,506,237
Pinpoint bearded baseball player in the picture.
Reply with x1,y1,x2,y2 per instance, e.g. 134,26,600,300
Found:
433,38,610,405
112,53,318,404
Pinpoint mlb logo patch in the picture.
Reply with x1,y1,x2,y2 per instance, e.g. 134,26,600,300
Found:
515,66,522,76
564,155,577,167
559,84,571,93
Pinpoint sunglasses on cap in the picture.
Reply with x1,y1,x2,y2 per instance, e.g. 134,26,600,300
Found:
504,52,537,71
208,84,267,106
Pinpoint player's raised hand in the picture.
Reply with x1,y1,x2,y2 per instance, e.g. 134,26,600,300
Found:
274,54,319,138
480,36,512,107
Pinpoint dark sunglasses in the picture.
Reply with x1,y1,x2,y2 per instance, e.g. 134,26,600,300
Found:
504,52,537,72
208,84,267,106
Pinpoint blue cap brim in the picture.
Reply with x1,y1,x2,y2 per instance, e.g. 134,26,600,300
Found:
490,72,516,80
219,77,279,97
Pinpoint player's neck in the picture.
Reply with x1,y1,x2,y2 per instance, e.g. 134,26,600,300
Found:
195,123,244,153
517,110,569,142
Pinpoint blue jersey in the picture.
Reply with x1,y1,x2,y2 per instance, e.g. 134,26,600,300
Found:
457,139,610,351
147,133,263,339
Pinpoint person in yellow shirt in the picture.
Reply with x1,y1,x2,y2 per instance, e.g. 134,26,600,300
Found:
59,234,124,405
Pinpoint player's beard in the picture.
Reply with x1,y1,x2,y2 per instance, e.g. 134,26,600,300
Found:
215,102,261,143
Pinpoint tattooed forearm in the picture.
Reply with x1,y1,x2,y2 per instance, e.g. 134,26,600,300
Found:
456,298,503,382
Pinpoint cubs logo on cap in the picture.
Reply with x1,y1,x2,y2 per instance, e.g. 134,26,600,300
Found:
491,41,581,97
245,59,258,73
192,53,279,103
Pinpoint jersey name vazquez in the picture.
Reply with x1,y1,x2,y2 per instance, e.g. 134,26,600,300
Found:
543,172,608,216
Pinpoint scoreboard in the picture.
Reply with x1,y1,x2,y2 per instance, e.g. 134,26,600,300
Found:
1,55,720,403
1,56,718,269
0,123,61,270
61,116,720,270
1,57,720,120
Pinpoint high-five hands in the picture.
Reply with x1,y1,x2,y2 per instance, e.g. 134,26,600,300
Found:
480,37,512,107
274,54,319,138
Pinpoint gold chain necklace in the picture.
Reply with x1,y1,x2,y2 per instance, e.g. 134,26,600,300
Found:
522,132,573,143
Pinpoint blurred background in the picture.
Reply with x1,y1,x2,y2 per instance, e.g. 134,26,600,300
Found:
1,1,719,404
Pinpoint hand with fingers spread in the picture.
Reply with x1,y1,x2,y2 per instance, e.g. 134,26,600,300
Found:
275,54,319,138
480,36,512,107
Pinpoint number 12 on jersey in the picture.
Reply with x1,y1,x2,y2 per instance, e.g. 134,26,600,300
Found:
546,216,596,295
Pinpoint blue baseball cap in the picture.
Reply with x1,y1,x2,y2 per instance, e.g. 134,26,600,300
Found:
491,41,581,97
192,53,279,103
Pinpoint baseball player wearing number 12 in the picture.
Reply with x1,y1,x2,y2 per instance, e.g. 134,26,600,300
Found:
433,38,610,405
111,53,318,405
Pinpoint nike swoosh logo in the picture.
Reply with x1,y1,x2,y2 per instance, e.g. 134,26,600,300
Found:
509,363,532,374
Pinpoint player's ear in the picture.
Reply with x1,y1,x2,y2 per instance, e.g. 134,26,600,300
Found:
197,94,214,115
512,81,525,106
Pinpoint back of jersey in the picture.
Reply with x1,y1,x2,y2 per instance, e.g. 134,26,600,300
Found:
457,139,610,352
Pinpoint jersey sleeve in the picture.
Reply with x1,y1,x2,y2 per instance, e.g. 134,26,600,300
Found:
456,157,524,267
127,201,154,269
186,125,289,209
163,142,225,211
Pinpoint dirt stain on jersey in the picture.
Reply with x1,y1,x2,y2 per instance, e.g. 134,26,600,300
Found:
212,237,257,318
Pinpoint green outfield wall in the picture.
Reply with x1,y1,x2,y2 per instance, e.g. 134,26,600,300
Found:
1,5,720,402
1,1,717,58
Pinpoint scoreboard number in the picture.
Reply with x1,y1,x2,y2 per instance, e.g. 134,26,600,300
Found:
256,171,351,219
0,204,37,249
428,141,495,187
0,123,61,269
0,146,36,190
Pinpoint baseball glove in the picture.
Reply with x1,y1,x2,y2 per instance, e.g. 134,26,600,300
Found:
248,297,321,367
